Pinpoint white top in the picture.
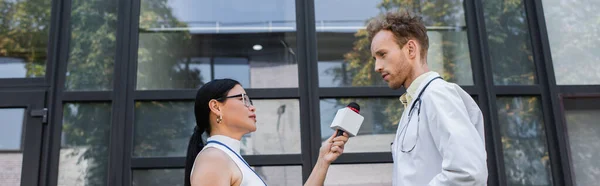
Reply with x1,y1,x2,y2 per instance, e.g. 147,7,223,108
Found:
391,72,488,186
191,135,266,186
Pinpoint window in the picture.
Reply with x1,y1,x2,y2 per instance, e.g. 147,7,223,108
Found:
64,0,118,91
136,0,298,90
483,0,537,85
497,97,552,185
0,0,51,78
316,0,474,87
562,97,600,186
58,103,112,186
133,99,301,157
543,0,600,85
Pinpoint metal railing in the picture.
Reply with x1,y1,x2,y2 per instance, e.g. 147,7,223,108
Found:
141,20,466,33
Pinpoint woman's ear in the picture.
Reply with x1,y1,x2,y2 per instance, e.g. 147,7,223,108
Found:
208,99,222,116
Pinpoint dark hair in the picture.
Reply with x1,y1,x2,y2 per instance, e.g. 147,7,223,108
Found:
184,78,240,186
366,11,429,59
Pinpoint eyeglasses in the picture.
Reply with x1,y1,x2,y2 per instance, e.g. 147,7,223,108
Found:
217,93,254,107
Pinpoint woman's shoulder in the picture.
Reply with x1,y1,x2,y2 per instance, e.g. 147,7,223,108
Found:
195,147,235,169
192,147,243,185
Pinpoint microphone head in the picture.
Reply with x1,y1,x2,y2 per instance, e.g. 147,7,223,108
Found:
347,102,360,113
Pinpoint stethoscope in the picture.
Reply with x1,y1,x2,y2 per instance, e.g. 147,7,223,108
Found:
397,76,443,153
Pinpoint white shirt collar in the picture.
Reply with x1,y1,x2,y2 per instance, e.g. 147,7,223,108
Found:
399,71,439,108
207,135,241,154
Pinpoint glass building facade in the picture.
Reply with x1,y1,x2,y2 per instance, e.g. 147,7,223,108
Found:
0,0,599,185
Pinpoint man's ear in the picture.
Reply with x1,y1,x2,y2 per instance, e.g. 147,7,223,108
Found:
208,99,222,116
407,40,418,59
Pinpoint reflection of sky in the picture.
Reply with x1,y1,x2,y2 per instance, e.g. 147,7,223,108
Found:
0,57,27,78
320,99,343,140
156,0,380,33
0,109,25,150
167,0,378,22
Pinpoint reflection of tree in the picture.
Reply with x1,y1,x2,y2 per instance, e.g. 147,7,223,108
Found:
64,0,118,91
133,102,194,157
0,0,51,77
61,103,111,186
58,0,200,185
335,0,467,132
137,0,204,90
484,0,535,85
497,97,551,186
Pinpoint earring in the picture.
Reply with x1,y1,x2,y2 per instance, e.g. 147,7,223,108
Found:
216,115,222,124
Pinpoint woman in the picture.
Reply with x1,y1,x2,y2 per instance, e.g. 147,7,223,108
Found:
185,79,349,186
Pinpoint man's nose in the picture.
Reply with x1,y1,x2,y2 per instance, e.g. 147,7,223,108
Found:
374,60,383,73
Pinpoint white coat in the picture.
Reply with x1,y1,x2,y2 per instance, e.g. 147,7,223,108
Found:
391,72,488,186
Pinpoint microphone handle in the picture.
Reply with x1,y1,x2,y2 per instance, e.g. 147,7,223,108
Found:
335,129,344,137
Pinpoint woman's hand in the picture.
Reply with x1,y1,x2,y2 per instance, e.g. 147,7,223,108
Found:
304,130,350,186
319,130,349,164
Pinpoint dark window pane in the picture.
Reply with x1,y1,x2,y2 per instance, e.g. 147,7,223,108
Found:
563,98,600,186
542,0,600,85
58,103,111,186
0,0,50,78
497,97,552,185
316,0,473,87
483,0,537,85
136,0,298,90
325,164,393,185
132,166,302,186
320,98,404,153
0,108,25,150
133,99,301,157
132,169,184,186
65,0,118,91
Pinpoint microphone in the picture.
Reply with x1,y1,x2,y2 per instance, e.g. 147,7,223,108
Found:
330,102,364,137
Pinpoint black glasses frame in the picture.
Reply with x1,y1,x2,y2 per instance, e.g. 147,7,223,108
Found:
217,93,254,107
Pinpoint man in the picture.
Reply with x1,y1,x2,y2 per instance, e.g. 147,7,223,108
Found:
367,11,488,185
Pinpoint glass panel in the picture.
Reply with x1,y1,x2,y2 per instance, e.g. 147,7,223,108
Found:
0,0,50,78
324,163,393,185
497,97,552,185
483,0,537,85
564,108,600,185
250,166,302,186
132,169,184,186
0,108,25,150
133,99,301,157
316,0,473,87
64,0,118,91
0,108,26,185
542,0,600,85
132,166,302,186
58,103,111,186
0,153,23,185
320,98,403,153
136,0,298,90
